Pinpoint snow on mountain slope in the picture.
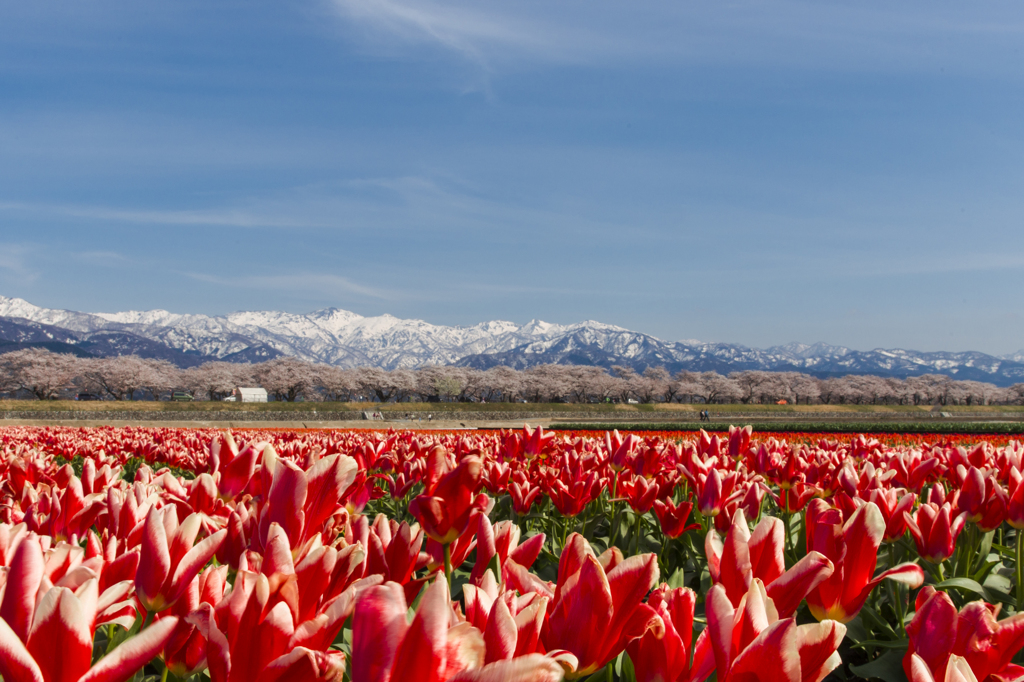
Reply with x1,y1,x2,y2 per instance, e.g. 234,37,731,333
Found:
1,295,1022,385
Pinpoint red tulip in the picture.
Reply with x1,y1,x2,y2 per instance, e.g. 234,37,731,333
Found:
620,474,660,513
864,487,917,542
409,455,487,544
705,580,846,682
470,516,544,587
350,579,484,682
255,450,359,551
625,585,715,682
904,502,967,564
706,510,834,618
906,654,977,682
462,569,549,662
541,533,662,677
524,425,557,459
728,425,753,459
136,507,227,612
652,499,699,538
607,430,637,472
904,586,1024,682
805,500,924,623
0,538,179,682
957,467,1008,532
191,568,359,682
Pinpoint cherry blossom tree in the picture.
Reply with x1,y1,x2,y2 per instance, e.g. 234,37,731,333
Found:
630,367,670,404
0,348,81,400
782,373,821,405
315,365,359,401
180,362,254,401
520,365,572,402
692,371,741,404
480,366,522,402
253,357,317,402
81,355,178,400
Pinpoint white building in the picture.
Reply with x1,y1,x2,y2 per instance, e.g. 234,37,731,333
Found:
225,387,268,402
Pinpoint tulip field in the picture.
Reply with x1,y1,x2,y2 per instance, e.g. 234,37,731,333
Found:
2,425,1024,682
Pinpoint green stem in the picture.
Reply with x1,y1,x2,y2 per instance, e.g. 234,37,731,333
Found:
1016,528,1024,612
889,544,906,632
443,543,452,590
633,512,643,556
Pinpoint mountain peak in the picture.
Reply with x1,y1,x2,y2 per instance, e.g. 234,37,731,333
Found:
1,295,1021,386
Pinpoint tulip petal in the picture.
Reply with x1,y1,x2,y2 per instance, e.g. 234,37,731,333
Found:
448,654,565,682
946,656,979,682
443,621,486,679
27,587,93,682
728,618,801,682
907,653,938,682
390,579,450,682
796,620,846,682
839,503,885,613
0,615,45,682
0,536,44,643
169,528,228,606
706,584,737,678
766,552,834,619
749,516,786,588
351,582,410,682
483,596,517,663
136,507,171,610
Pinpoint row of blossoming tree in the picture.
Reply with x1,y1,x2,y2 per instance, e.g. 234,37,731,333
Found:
3,347,1023,405
1,424,1024,681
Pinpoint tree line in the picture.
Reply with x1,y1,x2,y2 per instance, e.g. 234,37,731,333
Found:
1,347,1022,405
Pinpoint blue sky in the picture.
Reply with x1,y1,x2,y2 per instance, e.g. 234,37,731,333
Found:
1,1,1022,355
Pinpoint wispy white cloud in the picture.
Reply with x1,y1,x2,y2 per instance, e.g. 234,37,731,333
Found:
72,250,132,267
0,243,37,282
323,0,1024,77
0,201,319,229
181,271,395,300
328,0,532,67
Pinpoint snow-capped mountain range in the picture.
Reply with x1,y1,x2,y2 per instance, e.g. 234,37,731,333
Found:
1,296,1022,386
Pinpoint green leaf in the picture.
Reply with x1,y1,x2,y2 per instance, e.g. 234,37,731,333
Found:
851,638,910,650
934,577,987,597
849,649,909,682
620,654,638,682
976,531,995,570
972,559,1000,585
666,567,687,589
